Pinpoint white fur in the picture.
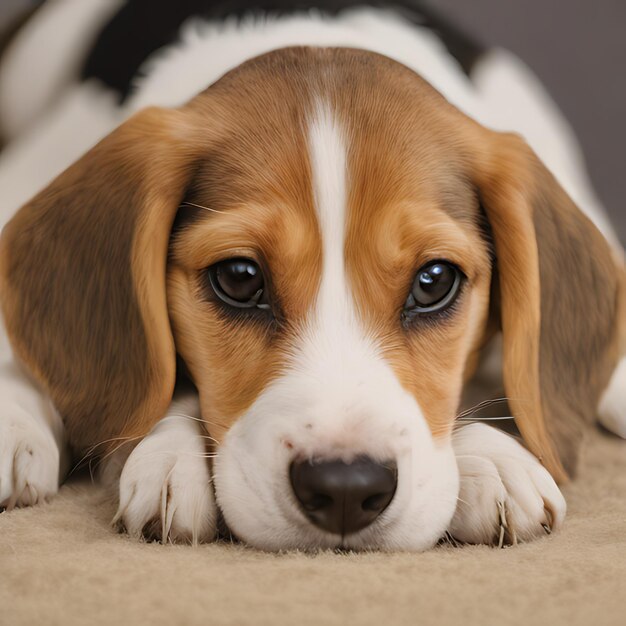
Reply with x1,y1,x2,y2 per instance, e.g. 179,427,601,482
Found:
308,102,348,314
0,319,67,508
113,391,217,545
449,423,566,545
0,82,121,221
598,357,626,438
212,105,459,550
0,0,123,140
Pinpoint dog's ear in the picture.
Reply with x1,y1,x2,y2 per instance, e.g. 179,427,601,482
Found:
0,107,203,455
470,129,622,482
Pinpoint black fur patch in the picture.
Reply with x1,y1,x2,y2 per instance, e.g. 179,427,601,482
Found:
81,0,486,102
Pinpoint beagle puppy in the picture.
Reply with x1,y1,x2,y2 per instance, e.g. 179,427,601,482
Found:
0,1,624,551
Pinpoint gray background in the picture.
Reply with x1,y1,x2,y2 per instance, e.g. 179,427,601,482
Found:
435,0,625,243
1,0,624,242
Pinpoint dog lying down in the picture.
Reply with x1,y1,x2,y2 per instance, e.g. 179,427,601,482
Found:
0,2,624,551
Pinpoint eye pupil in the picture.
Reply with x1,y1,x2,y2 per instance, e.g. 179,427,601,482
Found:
220,261,258,284
406,261,462,314
210,258,266,307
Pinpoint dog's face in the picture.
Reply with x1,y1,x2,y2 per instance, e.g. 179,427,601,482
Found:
1,48,621,550
166,54,492,548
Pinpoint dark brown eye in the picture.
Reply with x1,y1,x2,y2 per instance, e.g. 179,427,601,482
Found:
208,258,270,309
404,261,462,314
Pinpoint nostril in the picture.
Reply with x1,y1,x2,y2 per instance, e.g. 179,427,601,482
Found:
303,494,333,512
289,457,397,536
362,492,393,512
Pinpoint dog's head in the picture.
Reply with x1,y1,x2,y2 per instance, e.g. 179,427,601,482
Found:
1,48,621,550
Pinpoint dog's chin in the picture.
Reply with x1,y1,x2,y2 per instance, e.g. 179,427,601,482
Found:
212,419,460,552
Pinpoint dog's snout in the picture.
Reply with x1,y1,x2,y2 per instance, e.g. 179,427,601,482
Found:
289,457,397,536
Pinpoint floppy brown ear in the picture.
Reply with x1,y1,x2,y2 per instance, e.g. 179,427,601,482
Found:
470,129,622,482
0,107,202,455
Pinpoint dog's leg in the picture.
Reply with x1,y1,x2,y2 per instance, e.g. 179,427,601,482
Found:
448,423,566,546
0,347,67,508
113,388,217,545
598,357,626,438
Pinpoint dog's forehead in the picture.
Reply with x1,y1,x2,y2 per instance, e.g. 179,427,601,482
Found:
188,47,478,224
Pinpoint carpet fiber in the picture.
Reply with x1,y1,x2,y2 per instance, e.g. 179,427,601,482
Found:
1,428,624,626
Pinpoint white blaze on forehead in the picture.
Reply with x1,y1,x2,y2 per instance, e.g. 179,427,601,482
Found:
302,100,416,457
303,100,387,442
308,101,350,314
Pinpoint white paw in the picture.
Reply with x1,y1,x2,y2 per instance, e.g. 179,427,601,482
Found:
449,423,566,546
0,403,60,508
114,414,217,545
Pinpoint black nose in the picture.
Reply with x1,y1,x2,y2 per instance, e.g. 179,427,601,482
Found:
289,457,397,536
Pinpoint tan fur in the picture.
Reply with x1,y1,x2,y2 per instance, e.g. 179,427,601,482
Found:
0,47,622,482
334,56,493,436
168,203,322,441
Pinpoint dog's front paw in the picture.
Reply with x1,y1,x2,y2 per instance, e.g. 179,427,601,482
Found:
449,423,566,546
114,414,217,545
0,403,60,509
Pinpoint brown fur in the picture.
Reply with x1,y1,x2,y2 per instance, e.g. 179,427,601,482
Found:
0,47,622,482
0,108,204,454
468,129,623,480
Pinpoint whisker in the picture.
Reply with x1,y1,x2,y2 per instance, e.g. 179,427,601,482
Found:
159,414,222,445
70,433,144,477
164,411,225,432
163,412,221,429
161,412,205,424
456,397,510,420
76,434,137,463
70,410,224,482
180,201,227,215
87,434,147,479
457,415,516,422
124,450,220,461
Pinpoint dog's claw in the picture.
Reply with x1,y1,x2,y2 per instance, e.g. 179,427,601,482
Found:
496,500,520,548
496,500,507,548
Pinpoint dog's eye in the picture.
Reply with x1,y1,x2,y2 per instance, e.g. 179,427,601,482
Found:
404,261,463,314
208,258,270,309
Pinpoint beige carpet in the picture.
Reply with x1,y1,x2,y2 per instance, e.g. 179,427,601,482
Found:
1,429,624,626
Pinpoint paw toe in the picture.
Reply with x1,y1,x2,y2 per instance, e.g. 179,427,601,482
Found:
115,429,217,545
450,424,566,546
0,407,59,509
449,455,507,544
